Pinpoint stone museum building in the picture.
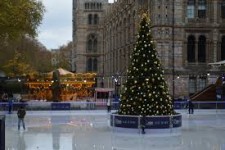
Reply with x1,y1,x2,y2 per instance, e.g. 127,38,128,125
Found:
72,0,225,98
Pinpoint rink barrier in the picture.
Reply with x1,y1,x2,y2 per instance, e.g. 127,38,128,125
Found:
0,102,28,111
110,113,182,129
51,103,71,110
173,101,225,109
0,101,224,111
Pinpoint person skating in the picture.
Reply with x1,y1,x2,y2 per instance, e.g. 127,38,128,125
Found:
141,115,146,134
17,106,26,130
188,100,194,114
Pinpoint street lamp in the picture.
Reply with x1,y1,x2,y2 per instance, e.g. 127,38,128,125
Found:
172,0,175,102
112,74,121,102
18,78,22,94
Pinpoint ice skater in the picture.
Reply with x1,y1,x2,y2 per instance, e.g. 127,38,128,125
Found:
187,100,194,114
17,106,26,130
141,115,146,134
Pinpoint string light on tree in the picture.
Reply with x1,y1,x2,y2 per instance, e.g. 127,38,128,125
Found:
118,13,174,116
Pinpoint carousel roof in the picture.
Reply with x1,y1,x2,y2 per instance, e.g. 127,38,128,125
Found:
48,68,74,75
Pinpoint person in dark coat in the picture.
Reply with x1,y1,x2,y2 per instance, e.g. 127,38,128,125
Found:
141,115,146,134
107,98,111,113
17,106,26,130
188,100,194,114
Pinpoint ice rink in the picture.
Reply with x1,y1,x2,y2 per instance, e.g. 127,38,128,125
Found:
3,109,225,150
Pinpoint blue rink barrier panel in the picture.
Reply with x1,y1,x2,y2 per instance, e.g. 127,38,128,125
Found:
111,114,182,129
51,103,71,110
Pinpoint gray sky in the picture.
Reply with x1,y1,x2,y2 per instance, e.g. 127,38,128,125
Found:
38,0,114,50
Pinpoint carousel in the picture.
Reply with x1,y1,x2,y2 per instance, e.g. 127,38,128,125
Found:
24,68,96,101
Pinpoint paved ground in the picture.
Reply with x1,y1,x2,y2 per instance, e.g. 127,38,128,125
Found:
2,109,225,150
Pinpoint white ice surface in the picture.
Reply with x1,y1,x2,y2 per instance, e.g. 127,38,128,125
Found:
3,109,225,150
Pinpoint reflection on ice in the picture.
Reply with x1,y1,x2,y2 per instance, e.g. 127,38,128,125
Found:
4,110,225,150
111,133,182,150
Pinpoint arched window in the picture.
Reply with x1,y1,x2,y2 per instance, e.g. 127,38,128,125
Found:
222,0,225,19
221,36,225,60
93,58,98,71
87,58,92,72
85,3,90,9
91,3,94,9
88,14,92,24
97,3,99,9
198,35,206,62
187,0,195,19
93,14,99,24
187,35,195,62
198,0,206,18
87,34,98,52
88,39,92,51
93,38,97,51
86,58,98,72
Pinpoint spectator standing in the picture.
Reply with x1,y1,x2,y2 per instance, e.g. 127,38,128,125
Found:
8,92,13,114
107,98,111,113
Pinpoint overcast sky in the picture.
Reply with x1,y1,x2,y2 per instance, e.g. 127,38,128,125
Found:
38,0,114,50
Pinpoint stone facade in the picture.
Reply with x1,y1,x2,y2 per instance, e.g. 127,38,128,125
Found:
73,0,225,98
72,0,109,73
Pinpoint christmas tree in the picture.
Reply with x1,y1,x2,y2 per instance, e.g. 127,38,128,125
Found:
118,13,174,116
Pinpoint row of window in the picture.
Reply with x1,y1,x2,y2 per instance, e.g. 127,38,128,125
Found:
187,35,206,62
86,34,225,70
187,35,225,63
84,2,102,10
187,0,225,19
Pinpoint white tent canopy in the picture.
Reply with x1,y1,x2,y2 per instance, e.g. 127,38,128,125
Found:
208,60,225,66
48,68,74,76
57,68,74,75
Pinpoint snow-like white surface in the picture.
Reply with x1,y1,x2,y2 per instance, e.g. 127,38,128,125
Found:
3,109,225,150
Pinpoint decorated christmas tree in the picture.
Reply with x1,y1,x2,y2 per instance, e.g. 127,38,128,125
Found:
118,13,174,116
